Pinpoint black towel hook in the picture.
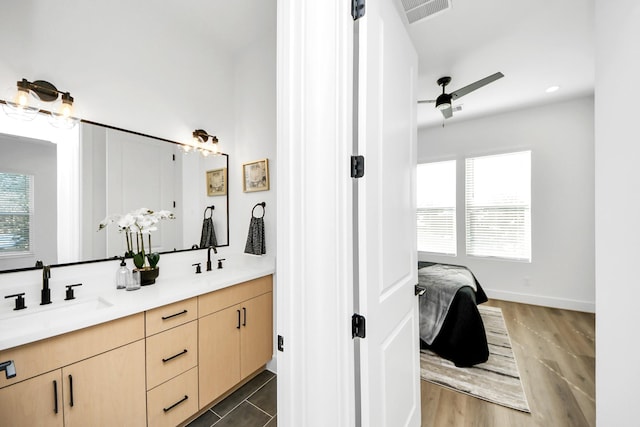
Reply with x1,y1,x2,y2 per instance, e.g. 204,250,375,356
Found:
252,202,266,218
203,205,215,219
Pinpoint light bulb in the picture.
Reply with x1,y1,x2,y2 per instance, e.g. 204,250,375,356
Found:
15,87,30,107
2,84,40,121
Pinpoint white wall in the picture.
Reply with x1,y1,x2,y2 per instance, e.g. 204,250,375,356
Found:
230,32,277,254
418,96,595,312
595,0,640,423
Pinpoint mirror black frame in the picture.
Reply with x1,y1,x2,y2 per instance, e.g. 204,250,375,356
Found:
0,116,230,274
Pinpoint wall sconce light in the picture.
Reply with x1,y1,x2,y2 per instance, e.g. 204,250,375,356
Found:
184,129,220,157
2,78,78,129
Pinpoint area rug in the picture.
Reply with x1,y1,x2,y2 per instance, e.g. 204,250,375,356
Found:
420,305,531,413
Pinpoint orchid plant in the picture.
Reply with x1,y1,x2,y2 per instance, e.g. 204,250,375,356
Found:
98,208,175,269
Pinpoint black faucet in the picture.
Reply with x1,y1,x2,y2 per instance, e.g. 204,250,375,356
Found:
41,265,51,305
206,246,217,271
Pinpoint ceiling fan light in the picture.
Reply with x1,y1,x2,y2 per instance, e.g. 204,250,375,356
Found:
435,93,452,110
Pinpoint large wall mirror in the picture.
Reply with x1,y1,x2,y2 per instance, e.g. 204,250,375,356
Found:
0,112,229,273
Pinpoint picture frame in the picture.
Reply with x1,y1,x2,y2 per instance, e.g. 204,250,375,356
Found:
206,168,227,196
242,158,270,192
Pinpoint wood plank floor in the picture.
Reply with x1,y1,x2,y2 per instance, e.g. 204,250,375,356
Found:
420,299,595,427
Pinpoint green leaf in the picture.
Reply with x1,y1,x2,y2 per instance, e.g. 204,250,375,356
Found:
147,252,160,268
133,251,145,269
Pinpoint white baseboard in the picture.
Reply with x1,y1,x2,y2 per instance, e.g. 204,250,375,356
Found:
485,288,595,313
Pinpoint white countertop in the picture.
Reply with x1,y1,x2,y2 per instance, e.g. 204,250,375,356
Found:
0,254,275,351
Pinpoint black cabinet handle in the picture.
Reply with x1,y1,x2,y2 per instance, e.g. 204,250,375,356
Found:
236,310,241,329
163,395,188,412
53,380,58,414
161,309,188,320
162,349,188,363
242,307,247,327
68,375,74,407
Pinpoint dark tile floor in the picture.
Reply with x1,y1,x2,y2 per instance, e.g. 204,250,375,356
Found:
187,370,277,427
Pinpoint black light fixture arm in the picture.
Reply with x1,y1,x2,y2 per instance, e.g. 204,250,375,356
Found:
17,78,73,103
193,129,219,144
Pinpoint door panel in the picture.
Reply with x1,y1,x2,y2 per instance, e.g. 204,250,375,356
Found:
241,292,274,377
0,369,63,427
358,0,420,425
62,340,146,427
198,304,241,408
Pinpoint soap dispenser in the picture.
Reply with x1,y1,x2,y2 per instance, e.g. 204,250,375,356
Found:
116,258,131,290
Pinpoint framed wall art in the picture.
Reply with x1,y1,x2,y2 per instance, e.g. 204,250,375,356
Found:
242,158,270,192
206,167,227,196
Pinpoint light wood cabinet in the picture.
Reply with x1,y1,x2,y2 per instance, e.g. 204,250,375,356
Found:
146,320,198,390
0,369,63,427
240,292,274,377
0,340,146,427
198,276,273,409
147,366,198,427
0,274,273,426
145,297,197,336
199,304,242,407
62,340,146,427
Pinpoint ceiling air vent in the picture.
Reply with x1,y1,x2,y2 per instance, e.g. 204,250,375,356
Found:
401,0,452,24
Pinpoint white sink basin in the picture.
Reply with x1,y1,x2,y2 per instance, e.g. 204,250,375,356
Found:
0,297,114,331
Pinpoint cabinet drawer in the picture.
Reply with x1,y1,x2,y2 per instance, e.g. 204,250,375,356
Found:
0,313,144,389
146,297,197,336
146,321,198,390
147,366,198,427
198,275,272,317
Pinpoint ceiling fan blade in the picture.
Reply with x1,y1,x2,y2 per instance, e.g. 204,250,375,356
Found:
440,106,453,119
450,72,504,100
418,99,436,104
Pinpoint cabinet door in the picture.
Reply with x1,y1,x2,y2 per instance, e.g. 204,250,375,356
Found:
0,370,63,427
240,292,273,377
198,304,241,408
62,340,146,427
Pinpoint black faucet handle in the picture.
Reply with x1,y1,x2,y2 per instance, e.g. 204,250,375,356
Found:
192,263,202,274
5,293,26,311
65,284,82,301
217,258,226,269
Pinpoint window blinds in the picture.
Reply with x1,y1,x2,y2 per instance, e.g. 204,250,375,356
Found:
416,160,456,255
465,151,531,261
0,172,33,254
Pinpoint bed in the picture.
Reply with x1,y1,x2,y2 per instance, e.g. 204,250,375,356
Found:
418,261,489,367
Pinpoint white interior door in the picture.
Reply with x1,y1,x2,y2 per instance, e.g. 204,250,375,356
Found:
357,0,420,426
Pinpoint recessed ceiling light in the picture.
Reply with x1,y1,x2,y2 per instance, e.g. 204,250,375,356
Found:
545,85,560,93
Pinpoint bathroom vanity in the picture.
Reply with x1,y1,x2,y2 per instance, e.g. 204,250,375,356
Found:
0,254,274,427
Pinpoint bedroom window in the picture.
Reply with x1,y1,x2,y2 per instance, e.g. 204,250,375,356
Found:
0,172,34,255
465,151,531,261
416,160,456,255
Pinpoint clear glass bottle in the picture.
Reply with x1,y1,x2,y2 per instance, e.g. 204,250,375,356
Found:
127,269,141,291
116,258,131,290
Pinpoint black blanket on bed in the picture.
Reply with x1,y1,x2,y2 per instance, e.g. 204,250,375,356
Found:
418,261,489,367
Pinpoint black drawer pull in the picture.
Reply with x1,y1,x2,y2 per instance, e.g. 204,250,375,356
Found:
68,375,74,407
162,349,188,363
53,380,58,414
237,310,241,329
161,309,188,320
163,395,188,412
242,307,247,326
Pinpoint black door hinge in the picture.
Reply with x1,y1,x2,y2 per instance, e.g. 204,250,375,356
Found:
351,155,365,178
352,314,366,338
277,335,284,352
352,0,365,20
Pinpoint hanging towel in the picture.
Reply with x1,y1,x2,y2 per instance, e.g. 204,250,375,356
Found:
200,207,218,248
244,203,266,255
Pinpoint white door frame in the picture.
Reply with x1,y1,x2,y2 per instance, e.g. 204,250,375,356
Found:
276,1,356,426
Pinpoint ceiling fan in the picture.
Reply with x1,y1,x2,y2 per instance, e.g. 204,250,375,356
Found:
418,72,504,119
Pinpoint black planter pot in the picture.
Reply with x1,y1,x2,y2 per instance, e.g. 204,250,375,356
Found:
137,267,160,286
